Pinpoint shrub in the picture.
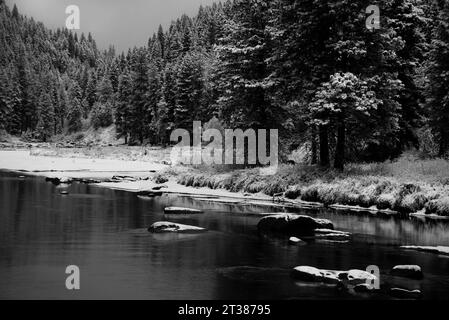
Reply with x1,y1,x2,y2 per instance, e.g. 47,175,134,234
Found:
154,173,169,184
377,193,396,210
285,185,302,199
301,185,320,202
425,197,449,216
399,192,428,213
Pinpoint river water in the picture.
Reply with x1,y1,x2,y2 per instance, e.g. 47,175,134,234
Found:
0,171,448,300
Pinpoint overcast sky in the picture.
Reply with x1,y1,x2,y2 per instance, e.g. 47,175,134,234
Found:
6,0,216,53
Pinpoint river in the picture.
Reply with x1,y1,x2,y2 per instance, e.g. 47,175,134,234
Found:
0,171,448,299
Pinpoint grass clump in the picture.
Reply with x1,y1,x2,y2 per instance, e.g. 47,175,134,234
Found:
425,197,449,216
174,153,449,216
153,173,169,184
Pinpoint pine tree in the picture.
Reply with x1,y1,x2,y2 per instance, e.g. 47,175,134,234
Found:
174,52,205,129
0,69,11,131
116,70,132,144
84,70,97,113
147,62,161,143
67,83,83,132
35,93,55,142
96,76,113,104
129,48,149,144
11,3,18,19
67,97,82,133
427,0,449,156
215,0,274,130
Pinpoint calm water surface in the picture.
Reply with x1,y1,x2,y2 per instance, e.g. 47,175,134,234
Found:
0,171,449,299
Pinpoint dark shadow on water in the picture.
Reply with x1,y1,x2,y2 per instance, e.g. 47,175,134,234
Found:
0,171,449,299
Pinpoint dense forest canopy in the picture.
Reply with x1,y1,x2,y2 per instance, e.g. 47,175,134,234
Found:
1,0,449,169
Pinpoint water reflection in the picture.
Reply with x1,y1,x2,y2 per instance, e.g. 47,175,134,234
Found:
0,171,448,299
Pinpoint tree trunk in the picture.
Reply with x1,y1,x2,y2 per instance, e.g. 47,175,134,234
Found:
334,118,345,170
311,126,317,165
319,125,330,167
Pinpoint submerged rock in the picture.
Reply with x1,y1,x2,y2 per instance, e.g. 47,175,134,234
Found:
291,266,341,284
391,265,423,280
164,207,203,215
148,221,206,233
288,236,305,245
257,214,333,236
389,288,422,299
291,266,377,286
400,245,449,256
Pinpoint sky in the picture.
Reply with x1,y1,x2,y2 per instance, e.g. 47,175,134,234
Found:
6,0,216,53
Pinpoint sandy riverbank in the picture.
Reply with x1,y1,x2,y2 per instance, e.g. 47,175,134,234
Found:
2,148,449,218
0,150,283,207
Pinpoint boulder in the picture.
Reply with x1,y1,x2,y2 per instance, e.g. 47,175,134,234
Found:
339,269,377,285
257,214,333,236
288,236,305,245
291,266,341,284
164,207,203,215
391,265,423,280
291,266,378,286
389,288,422,299
148,221,206,234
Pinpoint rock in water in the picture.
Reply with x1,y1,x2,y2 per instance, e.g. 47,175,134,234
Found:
164,207,203,215
391,265,423,279
291,266,378,286
288,236,305,245
389,288,422,299
291,266,341,284
148,221,206,233
257,214,333,236
339,269,377,285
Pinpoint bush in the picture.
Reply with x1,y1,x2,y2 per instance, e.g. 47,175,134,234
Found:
285,185,302,199
425,197,449,216
153,173,169,184
399,192,428,213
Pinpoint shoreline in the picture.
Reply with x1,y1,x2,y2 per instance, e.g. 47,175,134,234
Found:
1,149,449,221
